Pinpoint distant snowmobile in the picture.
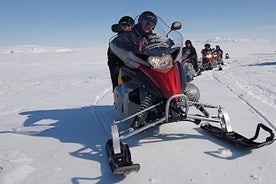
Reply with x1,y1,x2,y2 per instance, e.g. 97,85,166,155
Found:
202,49,216,70
225,53,230,59
106,15,275,175
212,49,224,70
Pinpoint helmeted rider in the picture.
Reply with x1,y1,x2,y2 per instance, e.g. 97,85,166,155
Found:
130,11,158,52
182,40,199,75
215,45,223,58
201,43,212,55
118,16,135,32
107,16,134,91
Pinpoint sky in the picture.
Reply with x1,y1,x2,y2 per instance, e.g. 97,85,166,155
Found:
0,0,275,47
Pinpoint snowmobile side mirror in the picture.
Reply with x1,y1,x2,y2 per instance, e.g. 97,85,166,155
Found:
166,21,182,38
111,24,125,33
171,21,182,30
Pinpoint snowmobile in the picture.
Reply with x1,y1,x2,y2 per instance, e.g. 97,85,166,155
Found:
225,52,230,59
106,16,275,175
212,50,223,70
202,49,216,70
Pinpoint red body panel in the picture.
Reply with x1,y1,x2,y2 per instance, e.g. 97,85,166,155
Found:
140,64,181,98
205,55,213,63
213,54,219,60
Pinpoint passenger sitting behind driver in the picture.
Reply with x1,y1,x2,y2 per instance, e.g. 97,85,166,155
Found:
107,16,134,91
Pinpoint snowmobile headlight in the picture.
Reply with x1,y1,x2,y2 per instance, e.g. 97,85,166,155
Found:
206,54,212,58
147,55,173,70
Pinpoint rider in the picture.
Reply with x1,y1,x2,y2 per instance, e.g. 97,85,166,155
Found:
129,11,158,52
132,11,176,53
201,43,212,56
214,45,223,58
114,11,159,129
201,43,212,64
182,40,199,75
107,16,134,91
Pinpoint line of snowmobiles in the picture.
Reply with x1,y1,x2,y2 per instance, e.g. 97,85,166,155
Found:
198,49,224,71
182,45,224,83
106,15,275,175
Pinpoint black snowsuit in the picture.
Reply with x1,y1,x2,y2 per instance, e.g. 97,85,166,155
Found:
215,48,223,58
107,47,124,91
131,23,154,42
201,48,213,56
182,45,198,72
108,23,171,90
107,24,152,90
107,31,130,91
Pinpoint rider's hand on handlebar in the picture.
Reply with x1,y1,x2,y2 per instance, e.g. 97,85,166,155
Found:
139,37,148,51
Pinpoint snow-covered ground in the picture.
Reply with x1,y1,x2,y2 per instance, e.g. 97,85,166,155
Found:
0,39,275,184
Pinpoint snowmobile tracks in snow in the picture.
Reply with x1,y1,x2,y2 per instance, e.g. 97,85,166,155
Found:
213,72,276,131
0,150,36,184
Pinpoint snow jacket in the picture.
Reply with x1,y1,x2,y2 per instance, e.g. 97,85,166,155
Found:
182,45,198,61
201,48,212,56
107,31,131,68
215,48,223,58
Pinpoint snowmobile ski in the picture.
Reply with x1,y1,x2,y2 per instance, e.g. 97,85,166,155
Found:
201,123,275,149
106,139,140,175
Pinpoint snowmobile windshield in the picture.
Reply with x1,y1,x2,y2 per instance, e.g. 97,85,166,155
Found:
109,15,183,70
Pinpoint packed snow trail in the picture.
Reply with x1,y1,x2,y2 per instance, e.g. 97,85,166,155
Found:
211,55,276,131
213,73,276,130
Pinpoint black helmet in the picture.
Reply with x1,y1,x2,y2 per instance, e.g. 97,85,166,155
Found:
118,16,134,27
138,11,157,25
216,45,220,49
204,43,210,48
185,40,192,45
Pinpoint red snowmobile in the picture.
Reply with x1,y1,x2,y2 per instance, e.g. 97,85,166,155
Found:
202,49,215,70
106,16,275,175
213,49,224,70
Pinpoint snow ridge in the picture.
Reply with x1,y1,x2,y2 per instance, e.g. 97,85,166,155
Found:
1,45,73,54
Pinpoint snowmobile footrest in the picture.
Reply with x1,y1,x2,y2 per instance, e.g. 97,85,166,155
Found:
106,139,140,175
201,123,275,149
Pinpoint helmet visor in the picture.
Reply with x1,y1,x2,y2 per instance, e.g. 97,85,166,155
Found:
144,14,157,25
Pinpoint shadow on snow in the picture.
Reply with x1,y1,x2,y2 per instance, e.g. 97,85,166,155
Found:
248,61,276,66
16,105,251,183
18,105,125,184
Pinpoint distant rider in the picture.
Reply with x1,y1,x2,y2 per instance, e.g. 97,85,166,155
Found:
214,45,223,59
201,43,212,56
201,43,213,64
182,40,200,75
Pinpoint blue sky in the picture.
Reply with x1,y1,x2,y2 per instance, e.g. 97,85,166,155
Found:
0,0,275,47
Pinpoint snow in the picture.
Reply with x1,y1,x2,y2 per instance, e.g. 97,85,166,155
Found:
0,39,275,184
